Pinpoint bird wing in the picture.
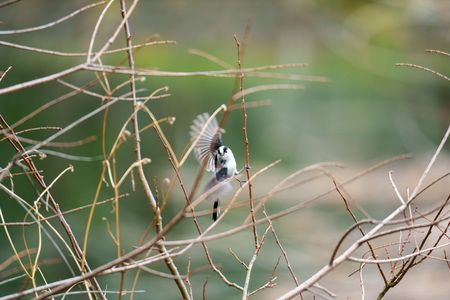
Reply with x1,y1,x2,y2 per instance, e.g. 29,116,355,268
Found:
189,112,223,172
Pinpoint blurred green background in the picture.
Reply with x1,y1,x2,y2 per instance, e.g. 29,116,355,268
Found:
1,0,449,299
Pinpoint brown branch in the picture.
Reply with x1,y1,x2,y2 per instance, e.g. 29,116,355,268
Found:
229,248,249,270
0,248,37,272
83,63,309,78
396,63,450,81
167,157,422,248
0,155,415,300
0,194,128,227
0,117,105,299
376,194,450,299
0,1,105,35
0,39,175,57
231,83,304,101
0,0,22,9
444,250,450,269
7,80,98,130
425,49,450,57
202,278,208,300
332,180,388,285
6,135,97,148
188,48,233,69
141,104,245,291
0,66,12,82
263,210,301,289
329,173,450,266
0,64,84,96
242,224,272,299
234,33,258,249
118,0,189,299
278,126,450,299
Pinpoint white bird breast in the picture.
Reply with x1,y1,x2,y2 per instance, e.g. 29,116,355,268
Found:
204,177,233,203
223,149,237,177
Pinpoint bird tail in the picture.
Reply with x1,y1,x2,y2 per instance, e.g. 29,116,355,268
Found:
212,199,220,221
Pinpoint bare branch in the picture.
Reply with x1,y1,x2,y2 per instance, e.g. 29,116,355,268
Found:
0,1,105,35
231,83,304,101
234,33,259,248
396,63,450,82
0,64,84,96
0,66,12,82
0,40,176,57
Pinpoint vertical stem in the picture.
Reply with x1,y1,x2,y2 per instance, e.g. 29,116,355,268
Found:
112,158,121,258
234,34,259,248
118,1,190,299
112,155,124,300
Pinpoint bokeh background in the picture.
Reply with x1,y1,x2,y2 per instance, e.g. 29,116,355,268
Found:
1,0,449,299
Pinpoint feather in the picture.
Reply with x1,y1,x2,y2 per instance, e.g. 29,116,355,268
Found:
189,112,223,172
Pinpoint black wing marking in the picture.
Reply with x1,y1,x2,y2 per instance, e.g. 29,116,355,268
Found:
215,167,228,181
190,112,223,172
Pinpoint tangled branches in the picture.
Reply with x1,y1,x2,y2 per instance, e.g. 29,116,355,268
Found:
0,1,448,300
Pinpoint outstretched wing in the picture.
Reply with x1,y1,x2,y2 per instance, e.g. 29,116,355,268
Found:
189,112,223,172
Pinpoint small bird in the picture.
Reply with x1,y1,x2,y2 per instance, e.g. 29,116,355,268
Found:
190,112,238,221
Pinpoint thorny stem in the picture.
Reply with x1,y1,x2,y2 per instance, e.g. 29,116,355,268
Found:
118,1,190,299
234,33,259,249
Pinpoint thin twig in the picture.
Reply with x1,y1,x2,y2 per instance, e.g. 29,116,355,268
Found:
118,1,189,298
229,248,248,270
242,224,272,299
11,162,278,299
425,49,450,57
348,242,450,264
231,83,304,101
263,210,301,287
359,263,366,300
396,63,450,81
188,48,233,69
0,1,105,35
332,180,388,286
203,278,208,300
83,62,309,78
0,194,127,227
0,0,21,9
0,64,84,96
0,39,175,57
234,33,258,249
0,115,105,299
277,126,449,300
0,66,12,82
